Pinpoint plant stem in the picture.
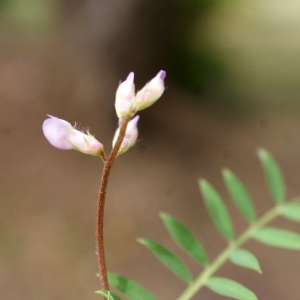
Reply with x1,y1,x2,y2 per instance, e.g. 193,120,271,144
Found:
177,204,285,300
96,116,130,292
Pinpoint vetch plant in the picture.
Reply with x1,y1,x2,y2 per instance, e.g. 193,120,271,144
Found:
42,70,166,298
43,71,300,300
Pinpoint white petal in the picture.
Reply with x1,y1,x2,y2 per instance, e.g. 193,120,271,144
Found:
42,116,73,150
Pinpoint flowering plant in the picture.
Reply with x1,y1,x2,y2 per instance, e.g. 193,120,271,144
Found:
43,71,300,300
43,70,166,295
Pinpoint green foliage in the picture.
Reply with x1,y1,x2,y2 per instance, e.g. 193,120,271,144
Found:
138,238,192,283
253,227,300,250
223,169,256,222
283,202,300,222
108,273,156,300
257,148,285,203
206,277,257,300
95,290,122,300
160,213,208,265
113,149,300,300
229,249,261,273
199,179,234,240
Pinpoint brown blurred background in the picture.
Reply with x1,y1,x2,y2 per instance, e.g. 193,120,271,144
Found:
1,0,300,299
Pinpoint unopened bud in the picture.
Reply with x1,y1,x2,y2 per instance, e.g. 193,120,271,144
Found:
115,72,135,118
43,115,104,156
133,70,166,112
112,115,139,155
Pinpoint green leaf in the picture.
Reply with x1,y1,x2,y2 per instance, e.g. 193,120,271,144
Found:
283,203,300,222
198,179,234,240
160,213,208,265
206,277,257,300
253,227,300,250
229,249,262,273
222,169,256,222
95,290,122,300
108,273,156,300
257,148,285,203
138,238,192,283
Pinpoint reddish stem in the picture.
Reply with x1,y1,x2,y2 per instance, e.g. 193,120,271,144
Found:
95,116,130,292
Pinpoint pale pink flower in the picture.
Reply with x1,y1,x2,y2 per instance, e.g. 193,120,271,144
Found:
43,115,104,156
133,70,166,112
112,115,140,155
115,72,135,118
115,71,166,118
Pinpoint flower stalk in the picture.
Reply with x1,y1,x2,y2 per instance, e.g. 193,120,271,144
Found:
95,116,131,290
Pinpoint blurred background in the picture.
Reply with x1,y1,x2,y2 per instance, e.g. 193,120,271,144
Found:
1,0,300,299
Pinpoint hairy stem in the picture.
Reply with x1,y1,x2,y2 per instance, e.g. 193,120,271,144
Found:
177,203,285,300
96,116,130,291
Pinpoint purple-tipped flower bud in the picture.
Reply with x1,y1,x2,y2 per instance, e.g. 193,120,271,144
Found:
43,115,104,156
115,72,135,118
112,115,140,155
133,70,166,112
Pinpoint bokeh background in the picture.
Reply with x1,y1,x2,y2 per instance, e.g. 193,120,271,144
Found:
1,0,300,299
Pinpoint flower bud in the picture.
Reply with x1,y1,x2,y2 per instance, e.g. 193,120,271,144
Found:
112,115,139,155
115,72,135,118
43,115,104,156
133,70,166,112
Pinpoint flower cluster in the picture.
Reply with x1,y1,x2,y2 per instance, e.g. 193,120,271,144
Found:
42,71,166,158
115,70,166,118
